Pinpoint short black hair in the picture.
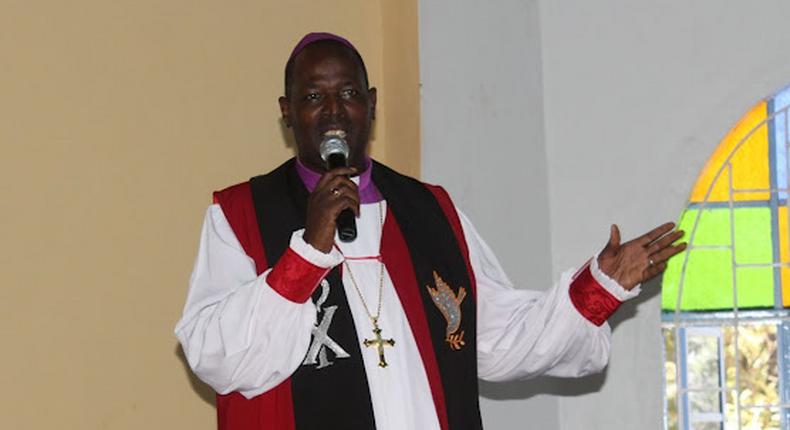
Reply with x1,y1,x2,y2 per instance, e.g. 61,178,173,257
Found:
283,40,369,98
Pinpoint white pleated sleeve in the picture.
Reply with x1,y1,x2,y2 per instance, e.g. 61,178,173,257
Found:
174,204,343,398
462,210,639,381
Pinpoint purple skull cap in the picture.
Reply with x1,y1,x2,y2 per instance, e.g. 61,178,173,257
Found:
288,32,359,62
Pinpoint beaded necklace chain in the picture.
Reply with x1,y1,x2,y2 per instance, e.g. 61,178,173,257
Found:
342,202,395,368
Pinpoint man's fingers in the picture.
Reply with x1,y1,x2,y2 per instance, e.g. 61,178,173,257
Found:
328,182,360,209
327,180,359,198
315,167,359,189
647,229,685,254
320,176,359,203
337,196,361,216
651,242,687,264
318,177,358,195
639,222,676,245
644,261,668,280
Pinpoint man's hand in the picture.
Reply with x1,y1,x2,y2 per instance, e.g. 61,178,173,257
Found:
303,167,360,253
597,222,687,291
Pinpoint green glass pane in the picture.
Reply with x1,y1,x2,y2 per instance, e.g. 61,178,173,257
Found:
735,267,774,308
680,250,734,310
733,207,773,264
677,208,731,246
662,207,774,311
662,249,685,310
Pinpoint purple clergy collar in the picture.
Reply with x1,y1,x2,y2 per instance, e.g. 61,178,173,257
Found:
295,157,383,203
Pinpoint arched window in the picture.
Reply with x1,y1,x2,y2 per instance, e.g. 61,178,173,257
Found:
663,86,790,430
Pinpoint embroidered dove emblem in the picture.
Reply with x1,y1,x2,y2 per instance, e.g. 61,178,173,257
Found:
426,271,467,350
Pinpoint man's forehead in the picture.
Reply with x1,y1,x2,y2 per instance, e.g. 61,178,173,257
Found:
291,45,366,84
299,71,358,86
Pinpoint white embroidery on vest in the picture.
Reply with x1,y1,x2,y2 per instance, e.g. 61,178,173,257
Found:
303,279,350,368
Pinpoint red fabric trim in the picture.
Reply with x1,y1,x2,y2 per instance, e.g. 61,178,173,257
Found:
213,182,296,430
425,185,477,298
568,264,622,326
213,183,268,275
216,381,294,430
268,247,329,303
381,208,449,430
343,255,381,261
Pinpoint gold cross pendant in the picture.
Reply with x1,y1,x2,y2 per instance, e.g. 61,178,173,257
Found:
363,319,395,368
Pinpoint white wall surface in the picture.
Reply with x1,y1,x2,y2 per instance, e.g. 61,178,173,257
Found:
421,0,790,429
541,2,790,429
418,0,556,428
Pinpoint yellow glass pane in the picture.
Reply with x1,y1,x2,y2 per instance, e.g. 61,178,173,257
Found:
780,206,789,263
690,101,769,202
782,267,790,308
732,191,771,201
731,122,769,200
781,207,790,307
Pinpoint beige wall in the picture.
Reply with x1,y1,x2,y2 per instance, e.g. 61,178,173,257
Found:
0,1,419,428
381,0,421,177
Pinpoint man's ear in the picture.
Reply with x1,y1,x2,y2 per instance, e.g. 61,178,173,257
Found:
368,87,377,120
278,96,292,127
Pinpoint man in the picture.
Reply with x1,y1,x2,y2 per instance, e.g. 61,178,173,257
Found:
175,32,685,430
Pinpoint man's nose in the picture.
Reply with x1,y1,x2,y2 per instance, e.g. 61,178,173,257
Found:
322,94,343,118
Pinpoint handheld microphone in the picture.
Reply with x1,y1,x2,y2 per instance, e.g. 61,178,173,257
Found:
320,131,357,242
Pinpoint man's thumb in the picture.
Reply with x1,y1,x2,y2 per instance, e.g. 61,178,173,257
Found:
606,224,621,250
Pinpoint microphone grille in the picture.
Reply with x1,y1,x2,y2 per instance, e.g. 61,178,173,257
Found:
319,134,350,162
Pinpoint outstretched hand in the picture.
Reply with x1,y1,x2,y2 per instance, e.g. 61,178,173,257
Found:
597,222,687,291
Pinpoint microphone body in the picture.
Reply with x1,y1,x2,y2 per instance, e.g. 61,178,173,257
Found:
320,134,357,242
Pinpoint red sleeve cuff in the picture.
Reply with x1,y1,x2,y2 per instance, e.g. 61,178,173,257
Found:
268,247,330,303
568,263,622,326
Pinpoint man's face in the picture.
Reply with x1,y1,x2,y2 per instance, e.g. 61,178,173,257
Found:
279,43,376,172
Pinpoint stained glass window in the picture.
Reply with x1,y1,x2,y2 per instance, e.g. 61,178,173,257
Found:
663,86,790,430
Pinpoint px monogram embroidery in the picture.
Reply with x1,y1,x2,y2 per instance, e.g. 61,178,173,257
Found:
302,279,350,369
426,271,467,350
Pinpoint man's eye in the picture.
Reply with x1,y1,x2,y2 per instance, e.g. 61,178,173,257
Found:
340,89,359,99
305,93,322,102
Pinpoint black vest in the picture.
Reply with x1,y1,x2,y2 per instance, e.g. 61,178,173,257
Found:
249,159,482,430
